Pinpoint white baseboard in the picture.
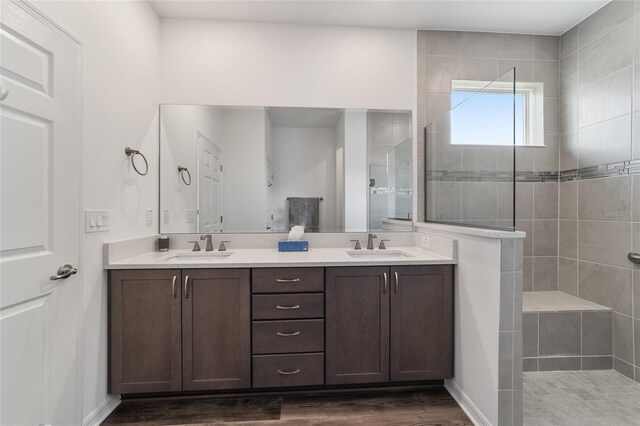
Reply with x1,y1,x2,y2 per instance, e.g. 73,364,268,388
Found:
83,395,120,426
445,380,492,426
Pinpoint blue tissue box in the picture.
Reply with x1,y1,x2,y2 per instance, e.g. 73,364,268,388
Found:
278,241,309,252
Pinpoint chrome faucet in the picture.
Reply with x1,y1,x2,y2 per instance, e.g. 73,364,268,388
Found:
200,234,214,251
366,233,377,250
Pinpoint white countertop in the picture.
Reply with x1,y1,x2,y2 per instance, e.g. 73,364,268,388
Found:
105,246,456,269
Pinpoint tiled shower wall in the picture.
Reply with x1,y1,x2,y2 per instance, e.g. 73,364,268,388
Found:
557,0,640,381
417,30,561,292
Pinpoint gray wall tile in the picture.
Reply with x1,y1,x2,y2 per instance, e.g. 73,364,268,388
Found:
533,220,558,256
523,257,533,291
614,356,635,379
423,56,460,93
523,313,539,357
578,19,633,87
635,319,640,366
500,273,515,331
635,64,640,112
516,183,533,220
534,183,558,219
559,220,577,258
499,332,514,389
498,34,534,59
559,181,577,220
582,356,613,370
635,271,640,318
533,135,559,172
544,97,560,135
539,356,581,371
423,30,461,56
633,112,640,160
498,390,513,425
539,312,581,356
560,25,578,58
634,175,640,222
577,114,632,168
613,312,634,363
578,67,633,128
558,257,578,295
577,176,632,221
534,36,559,60
579,261,633,315
560,52,578,96
578,221,632,268
500,59,532,81
534,60,559,97
460,32,497,58
516,220,533,256
523,358,538,372
560,92,578,134
578,0,635,48
582,311,613,355
533,257,558,291
559,131,578,171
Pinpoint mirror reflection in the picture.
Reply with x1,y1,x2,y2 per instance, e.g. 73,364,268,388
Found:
160,105,412,234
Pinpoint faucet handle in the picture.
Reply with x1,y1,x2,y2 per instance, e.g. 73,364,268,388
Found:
379,239,390,250
188,241,201,251
350,240,362,250
200,234,212,240
219,240,231,251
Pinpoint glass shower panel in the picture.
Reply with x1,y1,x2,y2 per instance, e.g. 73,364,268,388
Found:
425,68,516,231
387,139,413,221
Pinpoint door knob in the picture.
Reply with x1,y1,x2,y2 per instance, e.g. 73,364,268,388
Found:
50,264,78,281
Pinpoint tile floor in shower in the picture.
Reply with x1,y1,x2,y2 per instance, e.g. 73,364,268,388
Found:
524,370,640,425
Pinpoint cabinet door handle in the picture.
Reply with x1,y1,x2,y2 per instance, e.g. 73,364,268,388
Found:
277,368,301,375
172,275,177,299
276,331,300,337
276,305,300,310
276,278,300,283
383,272,388,294
394,272,399,294
184,275,190,298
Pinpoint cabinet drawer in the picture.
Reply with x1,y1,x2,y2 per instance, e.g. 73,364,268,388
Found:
252,294,324,320
252,319,324,354
253,353,324,388
252,268,324,294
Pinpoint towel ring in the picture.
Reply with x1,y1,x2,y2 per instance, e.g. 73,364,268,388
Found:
178,166,191,186
124,147,148,176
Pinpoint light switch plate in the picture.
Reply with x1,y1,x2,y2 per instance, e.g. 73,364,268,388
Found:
146,209,154,225
421,237,431,250
164,209,170,224
85,210,110,233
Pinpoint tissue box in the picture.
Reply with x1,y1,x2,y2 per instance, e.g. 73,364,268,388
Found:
278,241,309,252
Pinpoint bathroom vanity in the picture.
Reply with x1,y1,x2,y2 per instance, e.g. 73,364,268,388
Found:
106,246,454,396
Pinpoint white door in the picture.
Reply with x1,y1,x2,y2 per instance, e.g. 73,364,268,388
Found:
197,131,223,233
0,2,81,425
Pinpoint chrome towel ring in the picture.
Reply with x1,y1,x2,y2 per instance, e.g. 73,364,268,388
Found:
178,166,192,186
124,147,148,176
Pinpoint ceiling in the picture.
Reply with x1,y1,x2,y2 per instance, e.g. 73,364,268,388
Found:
150,0,609,36
267,107,343,128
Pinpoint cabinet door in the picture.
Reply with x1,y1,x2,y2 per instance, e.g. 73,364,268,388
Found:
326,267,389,384
109,269,182,394
390,265,453,381
182,269,250,391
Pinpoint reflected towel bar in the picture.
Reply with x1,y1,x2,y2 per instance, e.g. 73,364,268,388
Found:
629,252,640,265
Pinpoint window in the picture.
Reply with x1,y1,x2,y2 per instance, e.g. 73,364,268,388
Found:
450,80,544,146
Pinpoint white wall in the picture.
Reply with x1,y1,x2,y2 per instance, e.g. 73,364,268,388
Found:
32,1,160,423
160,19,416,110
160,105,223,233
415,226,502,425
271,127,337,232
221,108,267,232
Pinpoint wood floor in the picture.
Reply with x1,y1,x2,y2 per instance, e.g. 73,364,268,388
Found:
102,389,472,425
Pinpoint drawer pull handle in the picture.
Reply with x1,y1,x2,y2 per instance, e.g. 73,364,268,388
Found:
276,305,300,310
276,278,300,283
276,331,300,337
277,368,301,375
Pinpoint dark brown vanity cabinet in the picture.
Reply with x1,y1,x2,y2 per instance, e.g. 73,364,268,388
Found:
109,269,182,394
109,269,251,394
182,269,251,391
326,265,453,385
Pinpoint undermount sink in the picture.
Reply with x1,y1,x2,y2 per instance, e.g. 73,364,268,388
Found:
346,250,413,259
164,252,233,263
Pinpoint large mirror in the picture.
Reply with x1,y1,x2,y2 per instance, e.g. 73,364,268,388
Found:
160,105,413,233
